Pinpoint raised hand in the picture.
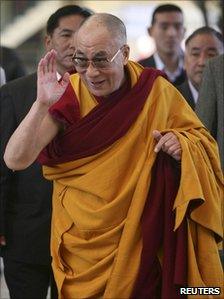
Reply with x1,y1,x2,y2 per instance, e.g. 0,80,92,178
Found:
37,49,70,107
153,130,182,161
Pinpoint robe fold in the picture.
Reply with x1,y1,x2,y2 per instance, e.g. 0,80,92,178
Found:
38,61,223,299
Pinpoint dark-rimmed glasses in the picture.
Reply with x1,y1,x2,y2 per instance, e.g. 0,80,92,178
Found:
72,46,124,70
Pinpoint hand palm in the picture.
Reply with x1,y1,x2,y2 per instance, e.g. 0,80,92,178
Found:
37,50,70,107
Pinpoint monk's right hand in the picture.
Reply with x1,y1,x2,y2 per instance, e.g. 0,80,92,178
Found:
37,49,70,107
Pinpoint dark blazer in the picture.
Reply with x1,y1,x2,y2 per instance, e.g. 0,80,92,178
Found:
138,55,186,86
0,73,53,265
176,79,196,110
0,46,26,82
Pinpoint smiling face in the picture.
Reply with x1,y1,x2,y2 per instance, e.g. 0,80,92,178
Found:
149,12,185,56
45,14,85,75
75,24,129,97
184,33,224,89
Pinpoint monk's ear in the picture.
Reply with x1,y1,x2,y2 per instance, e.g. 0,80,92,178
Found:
122,45,130,65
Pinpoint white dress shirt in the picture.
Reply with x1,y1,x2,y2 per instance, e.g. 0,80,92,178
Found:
0,66,6,86
188,79,198,104
153,52,184,83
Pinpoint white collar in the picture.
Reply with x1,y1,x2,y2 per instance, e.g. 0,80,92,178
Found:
153,52,165,70
188,79,199,104
153,52,184,83
0,66,6,86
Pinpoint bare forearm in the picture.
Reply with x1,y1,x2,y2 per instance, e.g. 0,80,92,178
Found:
4,100,58,170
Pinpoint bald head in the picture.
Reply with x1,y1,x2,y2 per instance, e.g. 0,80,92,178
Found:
77,13,127,46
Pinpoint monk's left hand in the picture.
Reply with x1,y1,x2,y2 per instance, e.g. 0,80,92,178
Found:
152,130,182,161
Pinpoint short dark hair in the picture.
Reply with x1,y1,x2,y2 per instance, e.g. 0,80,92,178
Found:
185,26,224,46
151,4,183,25
46,5,93,35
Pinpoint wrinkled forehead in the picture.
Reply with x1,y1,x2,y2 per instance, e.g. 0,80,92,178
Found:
75,25,118,56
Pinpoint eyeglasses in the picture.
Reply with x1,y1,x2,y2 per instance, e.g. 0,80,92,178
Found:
72,46,124,70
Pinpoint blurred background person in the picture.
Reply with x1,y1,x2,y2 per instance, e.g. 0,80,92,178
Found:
0,46,26,81
177,27,224,109
195,54,224,169
0,5,93,299
1,1,223,72
138,4,186,86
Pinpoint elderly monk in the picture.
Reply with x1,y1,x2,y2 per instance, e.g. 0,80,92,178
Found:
4,13,223,299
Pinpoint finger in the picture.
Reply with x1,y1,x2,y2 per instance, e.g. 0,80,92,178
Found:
173,148,182,157
152,130,163,141
51,53,57,74
61,72,70,86
42,56,49,75
160,133,179,150
48,53,54,73
162,138,179,151
42,51,53,74
50,49,57,57
154,133,173,153
162,140,175,151
37,58,44,77
164,141,177,151
48,49,57,73
173,153,181,161
171,148,182,161
166,145,181,156
154,137,166,153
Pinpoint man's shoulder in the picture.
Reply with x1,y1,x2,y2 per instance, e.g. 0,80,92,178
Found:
176,79,195,109
1,72,37,92
0,73,37,108
138,55,155,67
176,79,189,92
176,79,192,99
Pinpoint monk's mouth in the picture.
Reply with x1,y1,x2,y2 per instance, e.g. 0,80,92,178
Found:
90,80,105,87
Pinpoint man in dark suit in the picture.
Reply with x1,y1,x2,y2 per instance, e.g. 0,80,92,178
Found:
0,46,26,82
138,4,186,86
177,27,224,110
0,5,92,299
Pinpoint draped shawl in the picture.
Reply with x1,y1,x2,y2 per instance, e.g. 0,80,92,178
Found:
39,61,223,299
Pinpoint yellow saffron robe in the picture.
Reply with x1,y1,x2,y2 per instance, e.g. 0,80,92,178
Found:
42,61,223,299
